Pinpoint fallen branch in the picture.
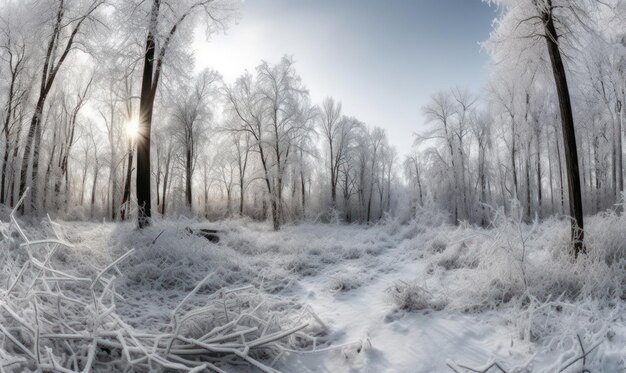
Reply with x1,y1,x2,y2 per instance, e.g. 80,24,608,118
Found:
0,190,339,372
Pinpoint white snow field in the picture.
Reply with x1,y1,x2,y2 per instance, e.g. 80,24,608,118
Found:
0,210,624,372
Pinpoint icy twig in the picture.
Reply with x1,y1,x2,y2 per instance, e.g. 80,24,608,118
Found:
0,196,336,372
558,334,603,372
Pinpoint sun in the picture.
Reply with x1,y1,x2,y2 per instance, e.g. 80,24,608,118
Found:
126,119,139,139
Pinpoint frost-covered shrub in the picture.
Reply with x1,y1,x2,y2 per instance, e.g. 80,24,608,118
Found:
386,281,445,311
413,204,449,227
343,247,362,260
326,272,365,293
365,245,383,256
61,205,89,221
285,256,320,276
436,206,626,313
430,239,447,253
435,242,475,270
308,247,322,256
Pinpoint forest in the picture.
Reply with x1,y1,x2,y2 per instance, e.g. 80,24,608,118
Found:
0,0,624,372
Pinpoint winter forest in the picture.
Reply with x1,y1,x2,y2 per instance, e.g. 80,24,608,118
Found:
0,0,624,372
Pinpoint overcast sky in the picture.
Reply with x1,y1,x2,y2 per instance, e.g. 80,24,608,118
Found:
193,0,499,156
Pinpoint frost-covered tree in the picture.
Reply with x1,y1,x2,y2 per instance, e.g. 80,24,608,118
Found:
225,57,314,230
170,69,219,210
0,7,29,206
17,0,105,213
121,0,238,227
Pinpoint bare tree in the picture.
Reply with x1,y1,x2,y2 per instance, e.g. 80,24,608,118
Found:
225,57,312,230
319,97,342,207
130,0,236,228
0,18,27,205
18,0,104,212
170,69,219,210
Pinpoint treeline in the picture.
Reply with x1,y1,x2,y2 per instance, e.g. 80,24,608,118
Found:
0,0,624,239
0,0,399,229
406,0,625,249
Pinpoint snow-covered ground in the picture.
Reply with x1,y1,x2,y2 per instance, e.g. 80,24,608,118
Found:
1,212,625,372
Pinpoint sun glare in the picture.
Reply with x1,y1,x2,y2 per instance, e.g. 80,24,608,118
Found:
126,119,139,139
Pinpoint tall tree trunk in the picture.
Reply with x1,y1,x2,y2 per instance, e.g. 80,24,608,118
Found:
612,116,617,199
526,143,532,220
186,147,192,209
120,144,133,221
343,172,351,222
136,56,155,226
160,151,170,216
91,168,99,218
330,142,336,207
9,114,22,207
593,135,601,213
548,131,555,213
542,4,584,255
555,126,565,213
366,183,373,223
1,139,10,205
510,115,518,200
43,141,57,210
1,60,19,205
204,183,209,218
79,162,88,206
239,181,245,216
270,198,279,230
18,0,91,212
19,102,44,212
136,0,160,228
617,93,624,203
536,124,542,217
479,146,487,227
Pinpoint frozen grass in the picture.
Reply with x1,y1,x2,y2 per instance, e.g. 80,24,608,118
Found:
385,280,446,311
402,204,626,371
0,201,624,371
0,198,358,372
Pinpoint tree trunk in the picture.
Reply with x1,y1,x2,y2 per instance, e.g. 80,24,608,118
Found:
186,147,192,209
120,143,133,220
526,143,532,220
270,198,279,230
9,114,22,207
79,162,88,206
548,131,555,213
542,4,584,255
160,151,170,216
536,124,542,217
330,142,337,207
617,93,624,203
510,115,518,200
300,163,306,215
91,168,99,218
136,0,160,228
479,146,487,227
1,63,19,205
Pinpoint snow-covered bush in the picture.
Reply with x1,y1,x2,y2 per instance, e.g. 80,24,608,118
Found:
326,272,366,293
386,280,445,311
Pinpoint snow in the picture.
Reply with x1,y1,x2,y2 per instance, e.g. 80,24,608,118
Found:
1,213,625,372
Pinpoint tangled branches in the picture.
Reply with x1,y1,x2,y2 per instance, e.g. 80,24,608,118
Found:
0,189,335,372
446,332,604,373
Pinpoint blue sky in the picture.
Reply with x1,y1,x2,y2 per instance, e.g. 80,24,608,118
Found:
194,0,499,155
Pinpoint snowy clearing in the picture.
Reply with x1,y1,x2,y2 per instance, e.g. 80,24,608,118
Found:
2,0,626,371
1,211,624,372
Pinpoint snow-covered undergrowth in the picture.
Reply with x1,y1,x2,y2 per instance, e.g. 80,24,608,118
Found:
414,206,626,372
0,206,624,372
0,205,347,372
